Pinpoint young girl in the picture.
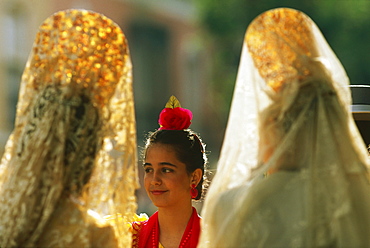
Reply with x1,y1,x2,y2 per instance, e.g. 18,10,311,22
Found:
132,96,208,248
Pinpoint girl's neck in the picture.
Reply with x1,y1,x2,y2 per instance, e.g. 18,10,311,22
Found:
158,204,193,225
157,204,194,248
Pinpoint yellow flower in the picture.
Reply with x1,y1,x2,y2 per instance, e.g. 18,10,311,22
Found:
133,213,149,222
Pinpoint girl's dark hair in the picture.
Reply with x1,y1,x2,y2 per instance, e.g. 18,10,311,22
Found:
144,129,208,200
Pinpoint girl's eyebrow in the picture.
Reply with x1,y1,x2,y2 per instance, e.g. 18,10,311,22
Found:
159,162,177,167
143,162,177,167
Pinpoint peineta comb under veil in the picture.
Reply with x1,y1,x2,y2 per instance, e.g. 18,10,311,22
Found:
0,9,138,247
199,8,370,248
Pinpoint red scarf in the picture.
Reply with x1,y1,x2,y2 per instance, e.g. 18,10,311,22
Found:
132,207,201,248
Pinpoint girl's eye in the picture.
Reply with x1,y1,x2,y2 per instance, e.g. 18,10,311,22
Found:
144,167,153,173
162,168,173,173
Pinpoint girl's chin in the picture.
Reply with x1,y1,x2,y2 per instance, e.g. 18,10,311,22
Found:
152,202,168,208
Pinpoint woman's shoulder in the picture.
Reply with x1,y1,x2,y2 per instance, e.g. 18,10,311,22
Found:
89,224,118,248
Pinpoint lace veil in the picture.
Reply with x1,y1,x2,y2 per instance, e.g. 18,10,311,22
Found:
0,9,138,247
199,8,370,247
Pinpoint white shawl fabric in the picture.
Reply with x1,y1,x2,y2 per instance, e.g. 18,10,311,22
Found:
199,8,370,248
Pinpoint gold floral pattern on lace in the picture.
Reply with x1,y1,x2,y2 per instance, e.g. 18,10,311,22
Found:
28,9,128,107
246,8,317,92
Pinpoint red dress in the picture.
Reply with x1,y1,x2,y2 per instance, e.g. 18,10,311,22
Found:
132,207,201,248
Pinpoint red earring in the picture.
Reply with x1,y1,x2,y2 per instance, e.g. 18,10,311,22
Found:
191,184,198,199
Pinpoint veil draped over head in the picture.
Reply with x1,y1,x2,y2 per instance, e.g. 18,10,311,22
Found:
0,9,138,247
199,8,370,247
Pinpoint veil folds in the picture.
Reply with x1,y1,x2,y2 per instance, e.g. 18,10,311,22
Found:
0,9,138,247
199,8,369,247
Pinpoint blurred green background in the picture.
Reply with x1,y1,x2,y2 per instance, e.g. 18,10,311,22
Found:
194,0,370,120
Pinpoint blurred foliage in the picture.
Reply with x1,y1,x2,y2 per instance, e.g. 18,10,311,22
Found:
193,0,370,123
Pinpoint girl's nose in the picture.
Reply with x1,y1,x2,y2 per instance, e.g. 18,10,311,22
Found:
151,171,162,186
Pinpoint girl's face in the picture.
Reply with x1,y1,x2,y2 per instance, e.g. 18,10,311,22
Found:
144,143,195,209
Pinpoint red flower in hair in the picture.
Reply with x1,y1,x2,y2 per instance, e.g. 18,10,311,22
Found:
159,107,193,130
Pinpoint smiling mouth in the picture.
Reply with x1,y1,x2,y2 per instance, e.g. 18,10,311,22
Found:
151,190,168,195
